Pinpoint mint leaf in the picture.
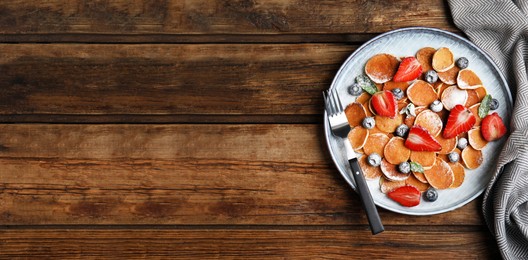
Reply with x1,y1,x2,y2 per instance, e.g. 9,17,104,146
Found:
479,94,492,118
355,75,378,95
410,162,424,173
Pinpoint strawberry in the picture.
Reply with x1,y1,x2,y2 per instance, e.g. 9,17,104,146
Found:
388,185,421,207
481,112,507,141
393,57,422,82
443,104,476,139
405,125,442,151
370,90,397,118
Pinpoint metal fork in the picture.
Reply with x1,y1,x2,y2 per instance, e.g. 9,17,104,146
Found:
323,88,384,235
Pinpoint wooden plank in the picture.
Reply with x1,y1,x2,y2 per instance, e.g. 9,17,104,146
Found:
0,1,456,36
0,44,352,118
0,228,499,259
0,124,485,225
0,33,382,44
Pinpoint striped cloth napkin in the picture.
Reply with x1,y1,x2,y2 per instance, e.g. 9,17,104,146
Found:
448,0,528,258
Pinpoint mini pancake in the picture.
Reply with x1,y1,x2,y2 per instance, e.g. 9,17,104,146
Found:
345,102,367,127
410,151,436,169
415,106,428,115
405,174,430,192
375,83,383,91
380,159,410,181
435,135,457,155
441,85,468,110
363,133,390,157
380,177,406,194
407,80,438,106
475,87,487,102
435,82,449,98
356,92,371,104
424,158,454,189
403,106,427,127
412,171,428,183
368,99,377,116
414,109,443,137
457,69,483,89
384,137,411,165
468,128,488,150
398,99,409,110
368,126,385,135
347,127,369,151
365,53,400,84
448,162,465,188
465,89,480,107
383,81,410,92
437,65,460,85
363,102,374,117
404,115,415,128
469,103,483,126
461,146,484,169
358,155,383,180
437,153,448,163
416,47,436,73
432,47,455,72
357,93,374,117
375,114,403,133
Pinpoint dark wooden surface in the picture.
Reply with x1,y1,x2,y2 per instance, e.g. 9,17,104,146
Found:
0,1,500,259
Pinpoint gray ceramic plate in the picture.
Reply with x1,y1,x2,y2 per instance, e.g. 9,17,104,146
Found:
324,27,512,215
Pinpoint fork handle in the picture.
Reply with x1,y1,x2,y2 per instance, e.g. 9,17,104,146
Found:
349,158,384,235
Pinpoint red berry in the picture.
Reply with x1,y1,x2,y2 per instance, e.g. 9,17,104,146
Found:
388,185,421,207
370,90,397,118
393,57,422,82
443,104,476,139
481,113,507,141
405,125,442,152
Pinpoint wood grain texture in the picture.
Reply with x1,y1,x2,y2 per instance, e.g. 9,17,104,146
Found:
0,0,455,35
0,124,485,225
0,44,351,118
0,229,499,259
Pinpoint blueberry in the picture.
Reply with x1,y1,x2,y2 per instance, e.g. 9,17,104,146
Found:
490,98,499,110
362,117,376,129
448,152,460,163
424,70,438,84
457,137,468,150
424,188,438,202
367,153,382,167
348,83,363,96
394,124,410,138
398,162,411,174
429,100,443,113
456,57,469,69
391,88,404,100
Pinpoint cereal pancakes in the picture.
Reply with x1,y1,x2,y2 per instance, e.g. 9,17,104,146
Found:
343,46,508,207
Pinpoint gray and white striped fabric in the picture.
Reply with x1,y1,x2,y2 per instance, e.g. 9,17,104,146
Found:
448,0,528,258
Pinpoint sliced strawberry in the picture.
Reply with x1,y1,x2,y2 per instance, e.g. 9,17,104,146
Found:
388,185,421,207
370,90,397,118
393,57,422,82
443,104,476,139
405,125,442,151
481,112,507,141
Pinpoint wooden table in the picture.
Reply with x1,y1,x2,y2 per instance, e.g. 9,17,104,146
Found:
0,1,501,258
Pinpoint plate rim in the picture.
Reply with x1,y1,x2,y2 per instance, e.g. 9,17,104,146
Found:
324,26,513,216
